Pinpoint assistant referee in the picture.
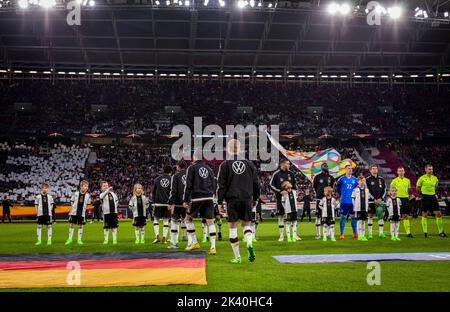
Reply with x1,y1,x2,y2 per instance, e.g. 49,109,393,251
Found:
416,164,447,238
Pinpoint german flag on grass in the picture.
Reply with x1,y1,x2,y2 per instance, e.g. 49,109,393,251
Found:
0,252,206,288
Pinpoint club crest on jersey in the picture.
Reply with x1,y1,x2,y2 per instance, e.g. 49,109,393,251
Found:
371,181,375,185
199,167,209,179
319,179,324,183
160,178,170,188
232,161,246,174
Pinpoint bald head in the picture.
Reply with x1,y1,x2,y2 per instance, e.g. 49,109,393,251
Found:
227,139,241,156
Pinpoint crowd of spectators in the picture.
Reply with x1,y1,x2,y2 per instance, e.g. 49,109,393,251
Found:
1,80,449,138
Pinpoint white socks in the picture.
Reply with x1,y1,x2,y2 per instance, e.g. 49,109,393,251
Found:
278,216,284,238
315,217,321,236
243,225,253,247
202,222,208,240
390,222,399,237
104,229,109,241
77,225,83,241
47,225,52,241
357,220,366,237
285,221,291,238
323,224,329,237
292,220,298,237
229,226,240,258
186,221,198,244
378,219,384,234
135,227,140,240
163,219,169,240
37,224,42,241
171,220,179,244
69,224,75,240
112,228,118,241
368,217,373,235
208,223,216,249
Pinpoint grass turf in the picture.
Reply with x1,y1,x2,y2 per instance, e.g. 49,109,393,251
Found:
0,217,449,292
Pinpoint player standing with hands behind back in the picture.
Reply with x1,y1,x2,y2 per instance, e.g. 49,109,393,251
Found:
313,163,335,240
99,181,119,245
217,139,260,264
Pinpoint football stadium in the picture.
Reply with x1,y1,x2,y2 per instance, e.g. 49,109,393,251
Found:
0,0,449,298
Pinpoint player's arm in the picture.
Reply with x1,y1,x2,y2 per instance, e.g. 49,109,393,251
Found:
269,171,280,194
183,166,194,204
217,162,228,205
167,175,177,206
251,162,261,203
351,189,356,206
416,176,423,195
290,172,297,190
34,196,39,213
99,190,109,200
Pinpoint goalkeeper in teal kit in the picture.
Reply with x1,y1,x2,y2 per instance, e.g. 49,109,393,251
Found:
336,165,358,239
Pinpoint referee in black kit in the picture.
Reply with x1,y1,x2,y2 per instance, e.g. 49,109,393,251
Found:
217,139,260,264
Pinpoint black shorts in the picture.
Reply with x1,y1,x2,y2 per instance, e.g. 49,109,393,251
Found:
286,211,298,222
399,198,410,215
356,211,368,220
421,195,439,213
37,215,51,225
188,200,214,220
227,200,252,223
390,215,400,222
103,213,119,229
133,216,147,227
154,205,171,219
321,217,335,226
68,215,85,225
172,207,186,220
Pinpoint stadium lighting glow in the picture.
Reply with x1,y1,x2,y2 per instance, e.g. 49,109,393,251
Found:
237,0,245,8
375,5,386,15
339,3,351,15
203,0,208,6
327,2,339,15
444,12,449,18
249,0,255,7
29,70,37,74
219,0,225,7
18,0,28,9
88,0,95,6
387,6,402,19
425,74,434,77
442,74,450,77
410,75,418,78
165,0,170,5
184,0,189,6
155,0,160,5
258,1,262,7
39,0,56,9
268,3,273,8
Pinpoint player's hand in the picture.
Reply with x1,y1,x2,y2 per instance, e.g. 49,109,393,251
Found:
168,205,174,212
183,202,190,209
252,201,257,208
280,191,288,195
218,204,225,213
108,187,113,192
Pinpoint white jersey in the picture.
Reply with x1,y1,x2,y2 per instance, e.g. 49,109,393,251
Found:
352,187,371,213
34,193,54,217
100,190,119,215
69,191,91,218
319,197,338,219
281,190,297,214
128,195,150,219
386,197,402,218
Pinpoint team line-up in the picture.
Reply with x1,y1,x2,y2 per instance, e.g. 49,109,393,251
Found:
32,140,446,264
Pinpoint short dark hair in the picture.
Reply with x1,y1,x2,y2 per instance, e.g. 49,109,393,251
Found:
41,182,49,188
344,164,352,169
177,160,187,169
397,166,405,170
425,164,433,169
164,165,173,174
280,158,290,164
370,164,378,169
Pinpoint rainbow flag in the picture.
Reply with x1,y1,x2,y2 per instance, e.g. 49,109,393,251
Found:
267,131,356,181
0,252,206,288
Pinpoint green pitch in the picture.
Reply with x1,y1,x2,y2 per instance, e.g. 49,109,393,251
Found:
0,218,449,292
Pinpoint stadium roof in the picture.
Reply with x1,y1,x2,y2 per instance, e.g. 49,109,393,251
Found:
1,0,450,75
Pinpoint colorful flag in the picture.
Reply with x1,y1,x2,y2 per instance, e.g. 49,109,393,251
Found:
267,131,356,181
0,252,206,288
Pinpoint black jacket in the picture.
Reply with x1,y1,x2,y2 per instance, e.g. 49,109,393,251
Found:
365,174,386,201
168,169,187,206
270,169,297,204
313,172,336,199
183,161,216,203
152,174,172,205
217,159,260,204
